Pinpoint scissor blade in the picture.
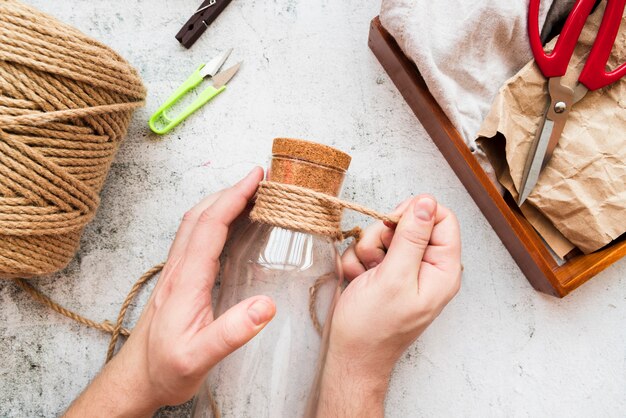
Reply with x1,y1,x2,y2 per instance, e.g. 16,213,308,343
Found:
212,62,241,89
518,117,554,205
199,48,233,78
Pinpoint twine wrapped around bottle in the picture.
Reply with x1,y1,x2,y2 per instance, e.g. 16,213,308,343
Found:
251,180,399,240
0,0,146,279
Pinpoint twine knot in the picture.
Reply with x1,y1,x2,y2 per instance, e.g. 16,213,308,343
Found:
250,181,398,240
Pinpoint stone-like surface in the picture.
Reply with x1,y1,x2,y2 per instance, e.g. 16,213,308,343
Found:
1,1,625,417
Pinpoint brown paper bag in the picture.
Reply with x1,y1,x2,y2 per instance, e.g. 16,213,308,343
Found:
477,1,626,255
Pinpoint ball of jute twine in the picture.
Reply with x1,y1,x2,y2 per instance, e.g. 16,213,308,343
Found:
1,0,150,367
0,0,146,279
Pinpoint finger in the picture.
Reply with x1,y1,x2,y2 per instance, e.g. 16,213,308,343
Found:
176,167,263,287
416,262,462,307
380,198,413,248
192,296,276,371
167,191,223,261
419,207,462,299
152,193,229,307
430,204,462,247
353,198,413,270
354,222,388,270
162,168,263,323
341,244,366,281
378,196,437,280
423,205,461,268
143,169,262,318
186,165,262,258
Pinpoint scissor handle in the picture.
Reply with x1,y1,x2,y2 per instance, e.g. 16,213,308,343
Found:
579,0,626,90
528,0,597,78
149,85,225,134
148,65,225,135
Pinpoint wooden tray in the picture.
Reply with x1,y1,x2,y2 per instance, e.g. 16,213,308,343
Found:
368,16,626,297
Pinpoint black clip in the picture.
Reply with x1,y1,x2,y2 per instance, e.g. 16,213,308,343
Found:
176,0,234,49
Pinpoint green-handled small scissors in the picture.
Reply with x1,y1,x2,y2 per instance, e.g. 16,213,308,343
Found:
148,49,241,134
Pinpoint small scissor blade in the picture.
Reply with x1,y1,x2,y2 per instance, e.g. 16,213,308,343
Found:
518,117,554,205
199,48,233,78
212,62,241,89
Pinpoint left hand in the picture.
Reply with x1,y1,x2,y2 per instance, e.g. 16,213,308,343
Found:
65,167,276,417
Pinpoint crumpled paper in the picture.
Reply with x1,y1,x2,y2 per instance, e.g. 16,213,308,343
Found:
477,0,626,255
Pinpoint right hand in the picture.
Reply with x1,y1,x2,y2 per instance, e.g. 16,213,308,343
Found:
318,196,462,416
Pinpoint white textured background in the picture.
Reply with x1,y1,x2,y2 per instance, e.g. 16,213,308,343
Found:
1,1,625,417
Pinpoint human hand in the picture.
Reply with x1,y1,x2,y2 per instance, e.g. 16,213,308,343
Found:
65,167,276,417
317,196,461,417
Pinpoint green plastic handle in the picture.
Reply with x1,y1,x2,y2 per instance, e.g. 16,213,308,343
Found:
148,65,226,135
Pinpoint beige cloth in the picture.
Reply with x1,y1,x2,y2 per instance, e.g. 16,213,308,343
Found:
477,1,626,255
379,0,556,146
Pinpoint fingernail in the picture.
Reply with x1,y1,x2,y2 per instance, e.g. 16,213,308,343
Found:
248,299,273,325
414,197,436,221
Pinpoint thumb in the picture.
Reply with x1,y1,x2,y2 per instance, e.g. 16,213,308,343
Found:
194,296,276,371
379,196,437,280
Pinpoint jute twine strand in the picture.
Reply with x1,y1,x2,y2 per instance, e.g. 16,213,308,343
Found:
0,0,146,279
11,263,166,350
105,263,165,362
309,273,333,335
13,278,132,337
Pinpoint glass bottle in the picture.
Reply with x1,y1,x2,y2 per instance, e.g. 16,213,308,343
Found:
191,138,352,418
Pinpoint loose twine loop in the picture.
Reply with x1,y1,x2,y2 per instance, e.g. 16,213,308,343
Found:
13,263,165,362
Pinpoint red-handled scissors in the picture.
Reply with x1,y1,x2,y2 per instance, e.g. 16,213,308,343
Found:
518,0,626,205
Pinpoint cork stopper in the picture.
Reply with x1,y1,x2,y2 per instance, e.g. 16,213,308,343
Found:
272,138,351,171
269,138,351,196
